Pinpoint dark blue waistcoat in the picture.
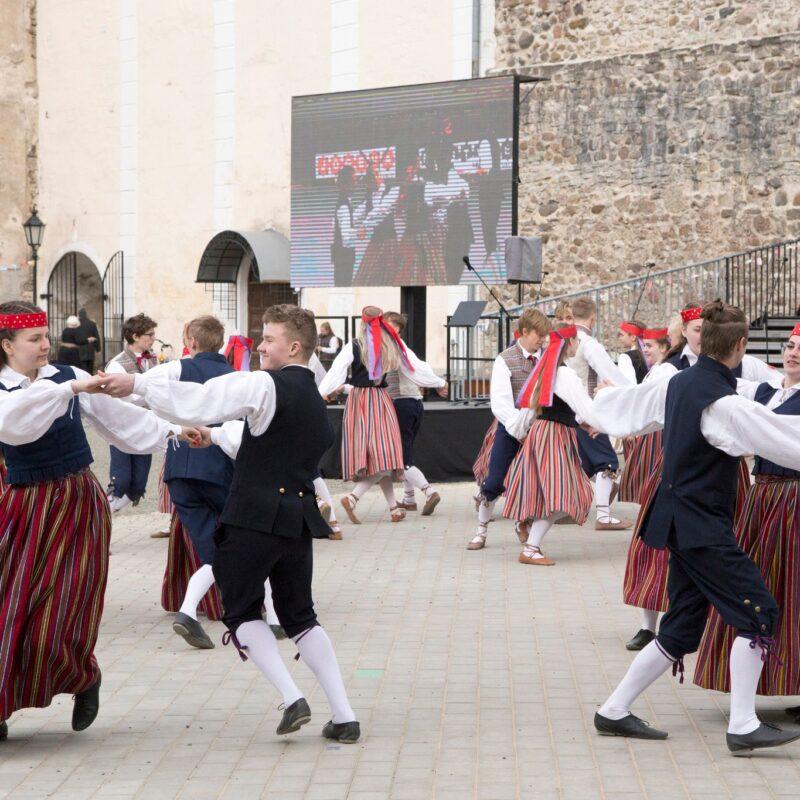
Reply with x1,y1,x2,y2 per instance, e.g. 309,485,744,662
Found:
752,383,800,479
349,340,387,388
0,364,93,485
641,355,740,550
164,352,235,487
664,352,691,371
220,366,335,538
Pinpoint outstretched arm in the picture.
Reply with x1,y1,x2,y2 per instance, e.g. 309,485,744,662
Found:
318,341,354,397
581,336,633,386
0,379,78,445
401,345,447,391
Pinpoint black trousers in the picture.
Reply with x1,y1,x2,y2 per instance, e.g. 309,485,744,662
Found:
393,398,424,468
656,528,778,660
108,446,152,502
576,428,618,477
213,524,317,638
480,423,520,503
167,478,229,565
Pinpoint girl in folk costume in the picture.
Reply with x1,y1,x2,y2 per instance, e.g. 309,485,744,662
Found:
501,324,602,565
468,309,550,550
318,306,443,524
0,301,193,740
617,328,669,504
617,320,649,385
694,323,800,704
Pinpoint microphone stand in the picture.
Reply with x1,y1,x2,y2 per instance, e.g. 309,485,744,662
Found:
463,256,513,349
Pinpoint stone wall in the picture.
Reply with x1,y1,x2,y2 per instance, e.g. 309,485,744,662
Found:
496,0,800,68
0,0,38,300
495,25,800,306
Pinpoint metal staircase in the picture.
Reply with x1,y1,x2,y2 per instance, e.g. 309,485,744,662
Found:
746,315,795,367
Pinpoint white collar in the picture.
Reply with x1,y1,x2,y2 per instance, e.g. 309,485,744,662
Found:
681,344,698,365
0,363,59,389
516,342,535,360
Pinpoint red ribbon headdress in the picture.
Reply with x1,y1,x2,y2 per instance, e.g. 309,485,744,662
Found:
643,327,669,340
224,335,254,371
361,308,414,380
516,325,577,409
792,323,800,338
619,322,644,338
680,307,703,323
0,312,48,330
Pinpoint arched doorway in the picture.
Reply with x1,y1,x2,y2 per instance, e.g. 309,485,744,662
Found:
45,252,104,370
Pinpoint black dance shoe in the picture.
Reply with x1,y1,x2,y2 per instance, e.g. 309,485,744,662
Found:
173,612,215,649
276,698,311,735
626,629,656,651
322,719,361,743
727,722,800,755
0,720,7,741
594,712,668,740
785,705,800,722
269,624,287,641
72,673,101,732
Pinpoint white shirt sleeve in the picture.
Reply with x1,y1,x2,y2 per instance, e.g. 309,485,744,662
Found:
402,346,446,389
319,337,340,355
741,354,780,382
0,378,76,445
210,420,244,460
133,369,278,437
318,341,355,397
581,336,633,386
308,353,327,387
617,353,637,387
734,378,762,401
702,394,800,469
489,355,519,430
590,369,672,437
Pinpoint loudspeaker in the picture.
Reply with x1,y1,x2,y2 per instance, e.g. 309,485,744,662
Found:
504,236,543,284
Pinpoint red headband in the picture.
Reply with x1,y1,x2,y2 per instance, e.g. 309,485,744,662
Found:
680,307,703,323
620,322,644,337
516,325,577,410
0,312,48,330
643,327,669,339
792,323,800,338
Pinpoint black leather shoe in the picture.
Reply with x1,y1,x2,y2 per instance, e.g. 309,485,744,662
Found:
626,628,656,651
276,698,311,735
173,612,215,649
786,705,800,721
0,720,7,741
322,719,361,743
72,674,101,732
727,722,800,755
269,624,287,641
594,712,668,740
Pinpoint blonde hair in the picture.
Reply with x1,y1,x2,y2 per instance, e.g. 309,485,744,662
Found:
516,307,551,338
356,305,400,381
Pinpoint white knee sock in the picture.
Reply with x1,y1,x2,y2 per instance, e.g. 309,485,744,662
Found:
598,640,674,720
526,518,554,549
179,564,215,620
642,609,659,632
404,466,434,497
263,578,279,626
478,498,496,525
595,472,619,523
728,636,764,735
352,473,382,500
236,620,304,707
378,475,397,509
314,477,337,522
295,626,356,724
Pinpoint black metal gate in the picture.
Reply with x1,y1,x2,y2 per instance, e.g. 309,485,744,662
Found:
45,252,79,353
103,251,124,365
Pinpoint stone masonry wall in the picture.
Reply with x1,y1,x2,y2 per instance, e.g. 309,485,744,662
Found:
0,0,38,301
496,25,800,304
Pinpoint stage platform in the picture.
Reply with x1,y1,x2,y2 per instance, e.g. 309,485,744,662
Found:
319,401,493,482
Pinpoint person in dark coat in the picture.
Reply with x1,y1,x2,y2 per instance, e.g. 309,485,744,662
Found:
57,316,83,368
77,309,101,374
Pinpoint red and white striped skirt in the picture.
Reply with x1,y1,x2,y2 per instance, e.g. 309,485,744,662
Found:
623,455,752,612
618,431,662,504
341,387,404,481
160,510,223,621
0,470,110,720
694,475,800,695
472,419,498,487
502,420,593,524
157,461,174,515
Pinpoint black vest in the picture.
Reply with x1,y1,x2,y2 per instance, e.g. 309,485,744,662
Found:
164,353,235,487
349,340,387,388
538,394,577,427
220,366,334,538
625,348,648,384
752,383,800,479
665,351,692,371
641,355,739,550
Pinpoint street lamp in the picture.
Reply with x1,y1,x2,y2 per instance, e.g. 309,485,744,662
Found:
23,206,45,303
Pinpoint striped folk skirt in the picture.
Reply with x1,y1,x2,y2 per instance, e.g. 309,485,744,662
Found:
160,510,223,621
694,476,800,695
623,455,752,612
472,419,498,487
341,387,405,481
0,470,110,720
502,420,593,524
618,432,662,504
157,461,174,514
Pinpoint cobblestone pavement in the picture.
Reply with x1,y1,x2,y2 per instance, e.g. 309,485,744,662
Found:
2,446,800,798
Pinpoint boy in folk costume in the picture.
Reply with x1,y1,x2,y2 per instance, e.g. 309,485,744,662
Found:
99,305,361,743
318,306,444,525
383,311,447,516
467,308,550,550
567,296,633,530
591,301,800,754
105,313,160,512
616,320,649,385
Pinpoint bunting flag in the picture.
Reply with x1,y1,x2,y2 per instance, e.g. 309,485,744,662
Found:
516,325,576,409
224,335,254,371
361,311,414,380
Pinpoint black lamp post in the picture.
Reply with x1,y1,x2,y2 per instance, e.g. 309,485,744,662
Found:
23,206,45,303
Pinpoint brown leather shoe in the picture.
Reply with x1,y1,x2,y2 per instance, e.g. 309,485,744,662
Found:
150,529,170,539
519,546,555,566
397,499,418,511
328,522,343,540
595,518,633,531
466,529,488,550
340,494,361,524
421,492,440,516
516,520,530,544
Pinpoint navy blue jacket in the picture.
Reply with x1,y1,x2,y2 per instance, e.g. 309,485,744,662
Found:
0,364,93,484
752,383,800,479
641,355,740,550
164,352,235,487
